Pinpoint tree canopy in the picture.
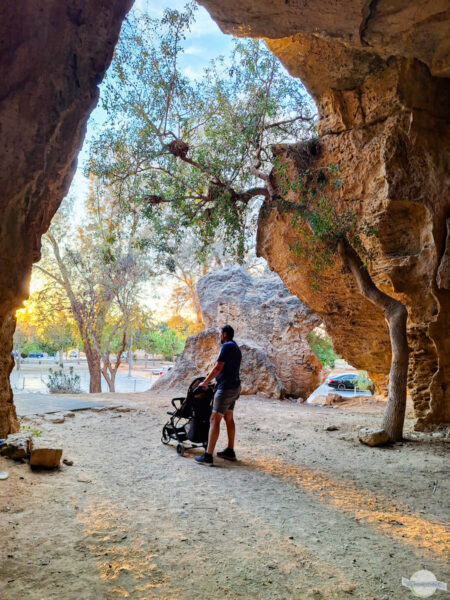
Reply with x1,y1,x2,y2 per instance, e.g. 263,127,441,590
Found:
88,3,315,263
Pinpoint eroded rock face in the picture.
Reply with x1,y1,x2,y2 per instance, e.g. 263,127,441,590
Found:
199,0,450,428
197,266,324,398
154,267,324,398
0,0,132,436
151,328,285,398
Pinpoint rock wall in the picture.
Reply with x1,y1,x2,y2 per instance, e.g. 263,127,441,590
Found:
199,1,450,428
0,0,133,436
152,328,285,398
154,267,324,399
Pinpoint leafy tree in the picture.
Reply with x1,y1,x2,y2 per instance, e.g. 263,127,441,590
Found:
306,330,339,368
139,322,186,360
35,186,152,392
88,4,314,263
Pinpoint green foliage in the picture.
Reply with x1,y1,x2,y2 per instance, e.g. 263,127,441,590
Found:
306,330,339,368
21,425,42,437
47,365,81,394
355,371,373,392
140,323,186,358
20,341,41,357
88,4,314,265
272,146,378,289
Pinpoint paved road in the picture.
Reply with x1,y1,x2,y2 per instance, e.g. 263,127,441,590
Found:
13,393,105,416
306,381,372,404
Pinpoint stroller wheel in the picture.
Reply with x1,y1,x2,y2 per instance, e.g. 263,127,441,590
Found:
176,443,185,457
161,426,171,445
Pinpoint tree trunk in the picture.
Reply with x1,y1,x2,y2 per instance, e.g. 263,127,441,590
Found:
101,363,115,393
338,239,409,442
85,346,102,393
59,346,64,365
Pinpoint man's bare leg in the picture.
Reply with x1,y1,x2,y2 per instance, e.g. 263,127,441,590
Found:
223,410,235,450
207,412,222,455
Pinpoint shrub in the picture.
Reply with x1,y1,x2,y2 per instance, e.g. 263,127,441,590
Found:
355,371,373,392
307,331,339,368
47,365,81,394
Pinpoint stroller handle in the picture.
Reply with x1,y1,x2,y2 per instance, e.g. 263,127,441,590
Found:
171,397,184,409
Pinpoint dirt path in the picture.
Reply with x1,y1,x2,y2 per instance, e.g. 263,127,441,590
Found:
1,391,448,599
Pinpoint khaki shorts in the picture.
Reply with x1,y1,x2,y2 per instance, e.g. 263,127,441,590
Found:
213,386,241,416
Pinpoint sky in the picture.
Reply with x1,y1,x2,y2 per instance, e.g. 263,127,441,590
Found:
70,0,234,204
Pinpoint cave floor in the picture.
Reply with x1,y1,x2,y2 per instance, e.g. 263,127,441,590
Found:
0,391,448,599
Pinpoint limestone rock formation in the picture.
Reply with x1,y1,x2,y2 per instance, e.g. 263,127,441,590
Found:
152,328,285,398
0,0,133,436
199,0,450,429
197,266,324,398
154,267,324,398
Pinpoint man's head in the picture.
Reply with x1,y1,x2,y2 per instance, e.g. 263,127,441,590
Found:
220,325,234,343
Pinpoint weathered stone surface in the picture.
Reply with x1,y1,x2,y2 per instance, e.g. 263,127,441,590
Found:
0,1,133,437
29,437,63,468
0,432,32,460
358,427,389,447
196,266,324,398
198,3,450,429
152,328,285,398
199,1,450,77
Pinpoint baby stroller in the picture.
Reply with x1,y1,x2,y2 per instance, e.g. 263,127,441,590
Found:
162,376,214,456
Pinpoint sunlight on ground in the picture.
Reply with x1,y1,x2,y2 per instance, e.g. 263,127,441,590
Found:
79,499,179,599
248,456,450,560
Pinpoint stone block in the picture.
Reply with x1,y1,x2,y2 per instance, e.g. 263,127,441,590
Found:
358,427,389,447
0,432,32,460
30,437,62,468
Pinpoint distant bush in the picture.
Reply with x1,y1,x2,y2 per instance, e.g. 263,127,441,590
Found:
47,365,81,394
307,331,339,368
355,371,373,392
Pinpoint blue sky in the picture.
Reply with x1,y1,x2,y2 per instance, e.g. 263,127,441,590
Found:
70,0,234,202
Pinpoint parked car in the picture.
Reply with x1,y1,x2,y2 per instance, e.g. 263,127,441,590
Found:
28,352,44,358
151,366,173,376
69,350,78,358
327,373,372,391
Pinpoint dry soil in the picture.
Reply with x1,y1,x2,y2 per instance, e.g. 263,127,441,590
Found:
0,391,449,599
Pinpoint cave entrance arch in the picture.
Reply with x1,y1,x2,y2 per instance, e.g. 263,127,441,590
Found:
1,1,449,437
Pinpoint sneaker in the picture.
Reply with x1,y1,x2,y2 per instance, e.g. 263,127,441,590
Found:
195,452,213,466
217,447,237,461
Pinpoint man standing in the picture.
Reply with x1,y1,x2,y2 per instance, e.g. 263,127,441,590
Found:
195,325,241,466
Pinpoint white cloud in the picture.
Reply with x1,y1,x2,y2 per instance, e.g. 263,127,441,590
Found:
184,44,205,56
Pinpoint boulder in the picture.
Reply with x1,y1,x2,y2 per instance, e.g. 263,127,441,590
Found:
358,428,389,447
196,266,324,398
29,437,62,468
0,432,32,460
152,329,285,398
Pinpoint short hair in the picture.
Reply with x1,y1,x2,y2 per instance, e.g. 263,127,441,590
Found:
221,325,234,340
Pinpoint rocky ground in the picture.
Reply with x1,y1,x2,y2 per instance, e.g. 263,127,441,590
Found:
0,391,448,599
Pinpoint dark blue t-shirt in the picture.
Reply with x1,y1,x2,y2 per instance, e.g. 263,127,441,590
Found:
216,340,241,390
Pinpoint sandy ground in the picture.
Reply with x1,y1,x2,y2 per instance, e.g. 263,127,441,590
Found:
0,390,449,599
